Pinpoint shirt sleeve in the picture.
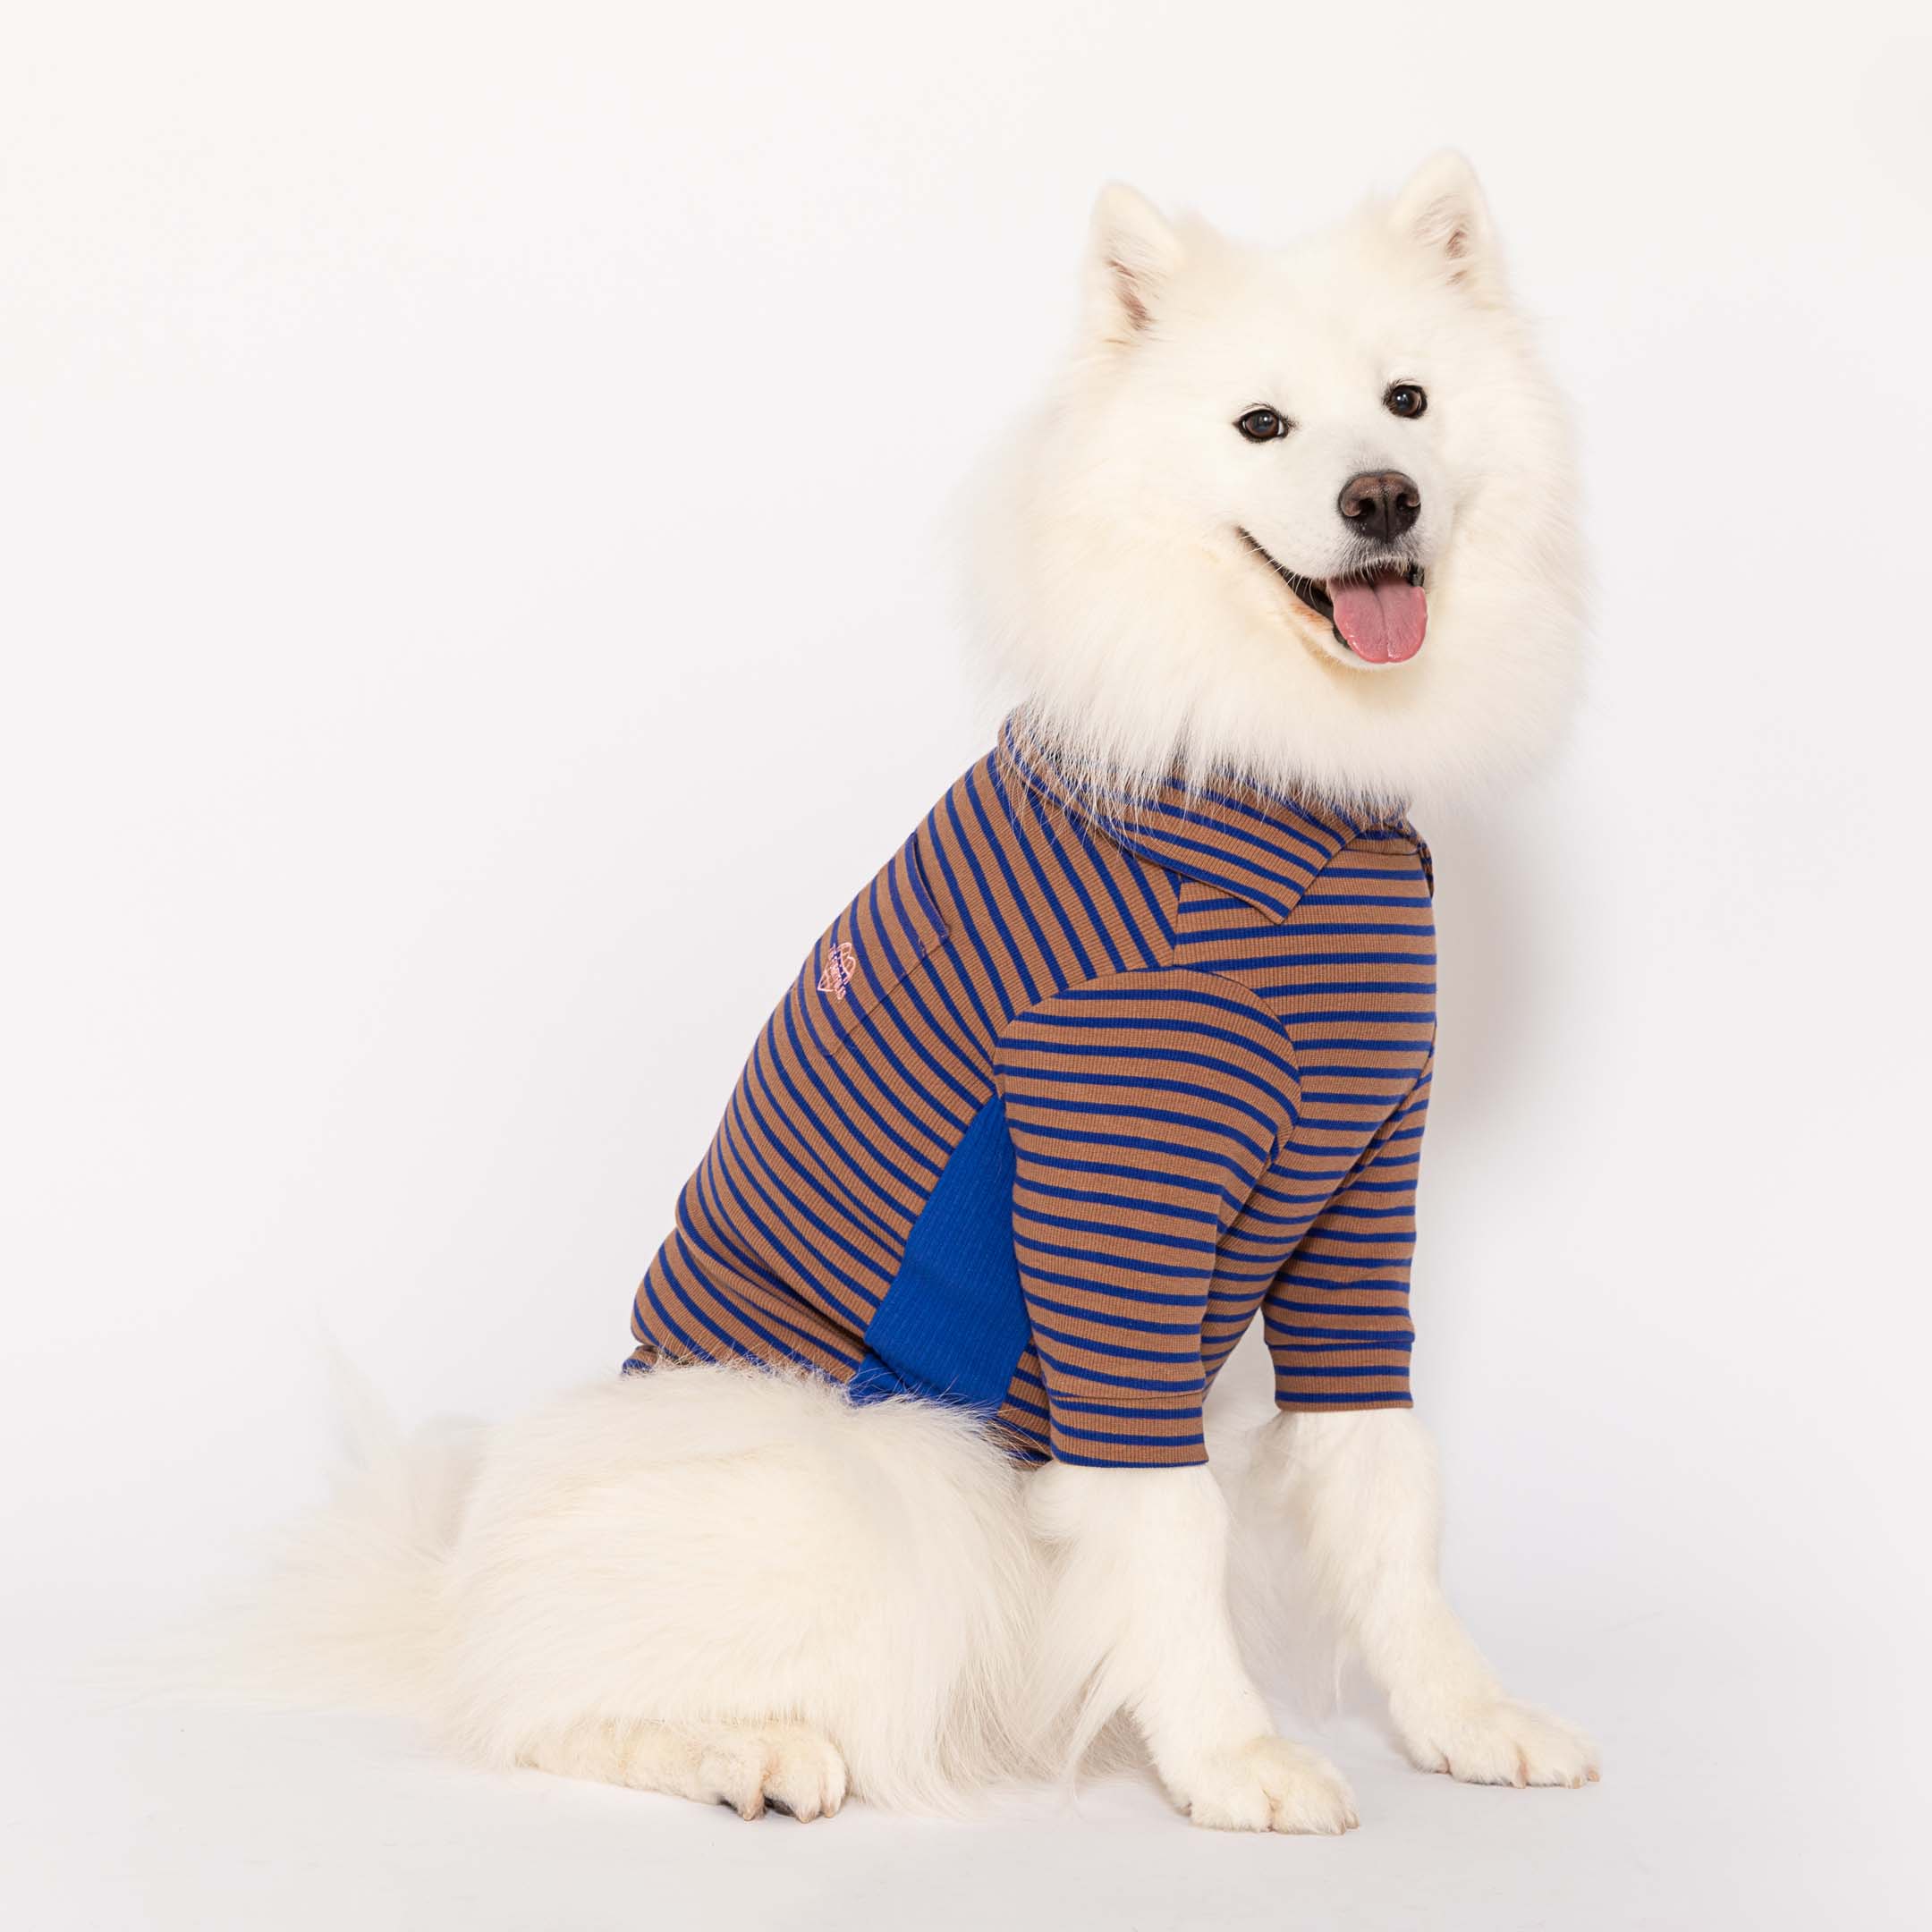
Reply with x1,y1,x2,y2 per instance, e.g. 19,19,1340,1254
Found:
995,971,1299,1467
1265,1046,1431,1411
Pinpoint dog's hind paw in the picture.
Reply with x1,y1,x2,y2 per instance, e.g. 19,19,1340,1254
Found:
1171,1736,1359,1835
1394,1696,1599,1789
697,1724,850,1821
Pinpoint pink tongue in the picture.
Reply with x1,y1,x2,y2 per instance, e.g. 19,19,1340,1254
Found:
1329,572,1428,664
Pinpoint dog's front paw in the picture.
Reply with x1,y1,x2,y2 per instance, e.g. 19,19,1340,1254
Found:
1168,1737,1359,1834
1394,1695,1598,1788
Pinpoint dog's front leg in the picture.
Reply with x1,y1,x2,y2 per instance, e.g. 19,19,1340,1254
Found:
1256,1410,1598,1787
1031,1461,1357,1833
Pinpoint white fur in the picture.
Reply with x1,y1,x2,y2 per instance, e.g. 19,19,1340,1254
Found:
250,1364,1039,1814
1250,1411,1598,1789
251,1363,1593,1826
1030,1462,1357,1831
242,157,1596,1831
969,151,1586,813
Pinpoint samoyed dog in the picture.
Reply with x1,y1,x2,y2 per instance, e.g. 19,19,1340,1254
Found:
261,153,1596,1834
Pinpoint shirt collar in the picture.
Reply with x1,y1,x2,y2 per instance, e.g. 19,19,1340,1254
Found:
996,715,1410,924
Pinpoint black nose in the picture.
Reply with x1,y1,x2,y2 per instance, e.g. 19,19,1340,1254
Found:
1337,470,1421,543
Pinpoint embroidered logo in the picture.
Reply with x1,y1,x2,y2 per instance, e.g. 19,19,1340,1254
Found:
818,940,859,1003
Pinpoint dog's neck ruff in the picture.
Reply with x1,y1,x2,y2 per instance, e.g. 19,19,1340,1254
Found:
996,714,1421,925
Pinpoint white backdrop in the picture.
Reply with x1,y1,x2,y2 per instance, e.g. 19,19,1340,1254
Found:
4,3,1928,1927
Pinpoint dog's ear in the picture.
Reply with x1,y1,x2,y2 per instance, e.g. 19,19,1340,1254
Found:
1388,152,1504,303
1082,183,1184,345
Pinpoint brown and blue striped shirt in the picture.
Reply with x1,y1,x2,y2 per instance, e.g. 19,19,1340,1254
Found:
628,720,1435,1467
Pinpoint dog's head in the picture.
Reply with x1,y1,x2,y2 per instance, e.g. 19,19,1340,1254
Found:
971,154,1585,809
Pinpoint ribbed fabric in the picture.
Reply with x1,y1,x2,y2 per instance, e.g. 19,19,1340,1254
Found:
628,718,1436,1467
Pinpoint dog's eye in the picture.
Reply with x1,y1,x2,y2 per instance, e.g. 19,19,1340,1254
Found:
1384,383,1428,419
1234,407,1289,443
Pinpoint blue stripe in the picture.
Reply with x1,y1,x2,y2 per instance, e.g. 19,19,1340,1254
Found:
1020,1149,1226,1198
1013,1203,1218,1255
654,1244,818,1372
987,750,1101,983
1051,1421,1207,1449
1027,1292,1201,1336
1004,1111,1272,1173
921,800,1006,1039
1267,1295,1411,1317
947,777,1040,1010
741,1034,902,1248
1275,1362,1416,1379
1273,1389,1412,1404
1013,1254,1218,1306
1030,1318,1202,1365
1016,1180,1227,1230
1006,1014,1300,1089
1051,797,1164,969
781,997,952,1191
1004,1065,1285,1137
717,1099,886,1308
757,1025,926,1235
963,762,1056,1004
1027,787,1130,975
1034,1343,1208,1394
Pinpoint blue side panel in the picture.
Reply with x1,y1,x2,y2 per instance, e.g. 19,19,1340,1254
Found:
848,1094,1030,1412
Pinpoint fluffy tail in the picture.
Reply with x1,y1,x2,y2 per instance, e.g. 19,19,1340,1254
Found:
220,1354,483,1715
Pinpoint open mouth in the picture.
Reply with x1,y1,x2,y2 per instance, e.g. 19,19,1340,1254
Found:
1237,530,1428,665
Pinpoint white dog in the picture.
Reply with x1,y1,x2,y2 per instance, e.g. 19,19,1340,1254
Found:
261,153,1596,1834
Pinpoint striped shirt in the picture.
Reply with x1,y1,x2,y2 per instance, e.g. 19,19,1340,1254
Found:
627,719,1436,1467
